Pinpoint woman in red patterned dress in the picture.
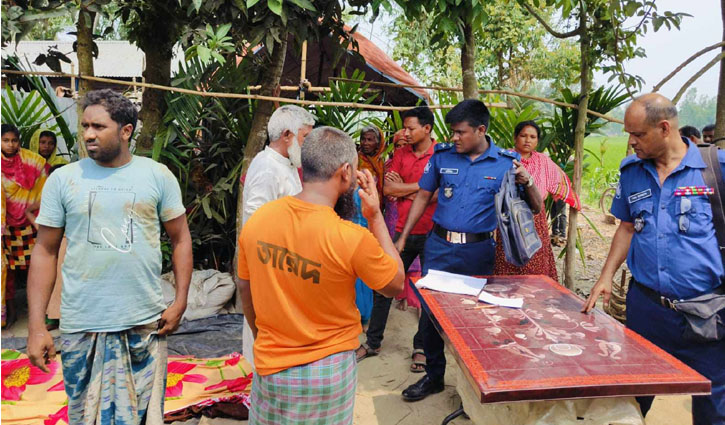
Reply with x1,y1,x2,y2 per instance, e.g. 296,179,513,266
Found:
494,121,581,281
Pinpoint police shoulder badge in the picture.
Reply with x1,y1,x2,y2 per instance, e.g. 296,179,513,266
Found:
443,187,454,198
424,162,431,174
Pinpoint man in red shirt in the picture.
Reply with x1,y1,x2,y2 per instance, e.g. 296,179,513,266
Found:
356,107,437,372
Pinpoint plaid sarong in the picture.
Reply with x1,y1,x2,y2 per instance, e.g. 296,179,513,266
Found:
59,322,167,425
249,350,356,425
2,225,36,269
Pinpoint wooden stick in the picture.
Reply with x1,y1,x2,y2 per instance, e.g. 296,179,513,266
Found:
0,69,507,111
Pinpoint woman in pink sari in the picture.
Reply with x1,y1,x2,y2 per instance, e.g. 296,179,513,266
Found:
494,121,580,281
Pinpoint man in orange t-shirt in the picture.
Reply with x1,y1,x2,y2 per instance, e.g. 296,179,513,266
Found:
237,126,404,424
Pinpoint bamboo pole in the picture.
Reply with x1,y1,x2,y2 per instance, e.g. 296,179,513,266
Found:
0,69,508,111
330,77,624,124
300,40,308,100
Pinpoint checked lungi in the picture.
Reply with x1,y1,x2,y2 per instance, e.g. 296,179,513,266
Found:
249,350,357,425
59,322,167,425
2,224,36,270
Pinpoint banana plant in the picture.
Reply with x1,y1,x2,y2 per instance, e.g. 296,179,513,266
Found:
1,87,58,147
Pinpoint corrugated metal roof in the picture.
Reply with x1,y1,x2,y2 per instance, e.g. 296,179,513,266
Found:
1,40,182,78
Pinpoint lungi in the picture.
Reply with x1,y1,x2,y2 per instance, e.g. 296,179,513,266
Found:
2,224,36,270
249,350,356,425
59,322,167,425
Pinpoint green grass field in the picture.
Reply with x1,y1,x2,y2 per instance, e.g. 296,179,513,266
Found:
584,135,629,172
581,135,629,205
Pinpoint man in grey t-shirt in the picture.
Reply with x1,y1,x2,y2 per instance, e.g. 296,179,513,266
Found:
27,89,193,424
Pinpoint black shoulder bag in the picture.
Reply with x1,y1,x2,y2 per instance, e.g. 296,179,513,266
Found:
673,144,725,342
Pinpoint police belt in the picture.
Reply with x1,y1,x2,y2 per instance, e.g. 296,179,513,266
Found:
432,224,493,244
632,279,682,310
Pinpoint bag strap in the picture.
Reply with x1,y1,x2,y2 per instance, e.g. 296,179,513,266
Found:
698,144,725,269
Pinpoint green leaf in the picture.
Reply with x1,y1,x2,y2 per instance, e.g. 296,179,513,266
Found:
288,0,317,11
193,0,203,12
1,350,22,360
197,46,211,64
267,0,282,15
247,0,261,7
217,23,232,39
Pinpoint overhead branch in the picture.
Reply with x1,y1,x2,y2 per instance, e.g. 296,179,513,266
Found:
520,2,581,39
673,51,725,104
654,41,725,92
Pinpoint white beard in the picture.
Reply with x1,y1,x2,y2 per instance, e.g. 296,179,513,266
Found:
288,138,302,168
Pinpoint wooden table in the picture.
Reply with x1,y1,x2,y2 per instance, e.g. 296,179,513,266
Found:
413,275,711,405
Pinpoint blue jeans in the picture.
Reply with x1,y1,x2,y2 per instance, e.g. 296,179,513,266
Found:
421,232,496,381
628,282,725,425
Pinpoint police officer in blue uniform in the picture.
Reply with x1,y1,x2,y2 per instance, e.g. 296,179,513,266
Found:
584,93,725,425
397,99,543,401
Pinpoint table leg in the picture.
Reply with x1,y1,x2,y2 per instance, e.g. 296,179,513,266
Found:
441,403,467,424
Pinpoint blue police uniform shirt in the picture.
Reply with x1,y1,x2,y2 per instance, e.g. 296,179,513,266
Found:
418,137,518,233
611,137,725,299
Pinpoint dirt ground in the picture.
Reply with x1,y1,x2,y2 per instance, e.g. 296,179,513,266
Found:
2,205,692,424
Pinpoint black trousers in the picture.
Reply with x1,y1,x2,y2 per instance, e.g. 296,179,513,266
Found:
365,232,427,350
421,233,496,382
551,199,567,237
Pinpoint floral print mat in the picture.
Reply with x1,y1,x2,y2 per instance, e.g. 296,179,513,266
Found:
1,349,253,424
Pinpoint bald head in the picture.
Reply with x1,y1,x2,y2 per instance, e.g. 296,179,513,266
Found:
630,93,679,128
624,93,687,160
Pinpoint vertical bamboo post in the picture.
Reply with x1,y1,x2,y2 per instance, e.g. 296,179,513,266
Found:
70,63,76,96
300,40,308,100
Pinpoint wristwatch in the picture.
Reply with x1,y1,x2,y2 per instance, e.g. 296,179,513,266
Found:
526,176,534,188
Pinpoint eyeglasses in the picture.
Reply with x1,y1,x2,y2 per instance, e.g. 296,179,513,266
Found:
678,197,691,232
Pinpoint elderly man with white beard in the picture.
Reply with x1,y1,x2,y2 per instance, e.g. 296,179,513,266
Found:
241,104,315,367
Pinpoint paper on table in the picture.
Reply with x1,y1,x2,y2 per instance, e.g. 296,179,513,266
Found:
415,269,487,296
478,290,524,308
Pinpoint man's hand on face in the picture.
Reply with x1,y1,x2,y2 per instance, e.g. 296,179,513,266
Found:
357,169,382,221
512,160,533,185
27,329,56,373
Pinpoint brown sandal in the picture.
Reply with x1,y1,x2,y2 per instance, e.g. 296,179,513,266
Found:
356,344,380,362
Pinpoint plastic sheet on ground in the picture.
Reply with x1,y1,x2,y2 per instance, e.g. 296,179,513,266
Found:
167,314,245,358
455,367,644,425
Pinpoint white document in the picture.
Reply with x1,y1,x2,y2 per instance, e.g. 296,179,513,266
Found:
415,269,487,296
478,290,524,309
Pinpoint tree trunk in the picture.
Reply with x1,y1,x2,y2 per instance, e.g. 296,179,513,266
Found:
136,47,172,154
715,0,725,146
461,18,478,99
75,9,95,159
563,21,591,289
235,35,289,237
496,51,505,89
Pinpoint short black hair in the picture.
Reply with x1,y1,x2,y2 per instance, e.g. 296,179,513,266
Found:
445,99,490,130
1,124,20,139
81,89,138,137
514,120,540,139
402,106,434,128
679,125,701,140
703,124,716,133
39,130,57,146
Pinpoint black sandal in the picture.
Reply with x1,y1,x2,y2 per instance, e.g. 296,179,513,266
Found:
410,349,426,373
